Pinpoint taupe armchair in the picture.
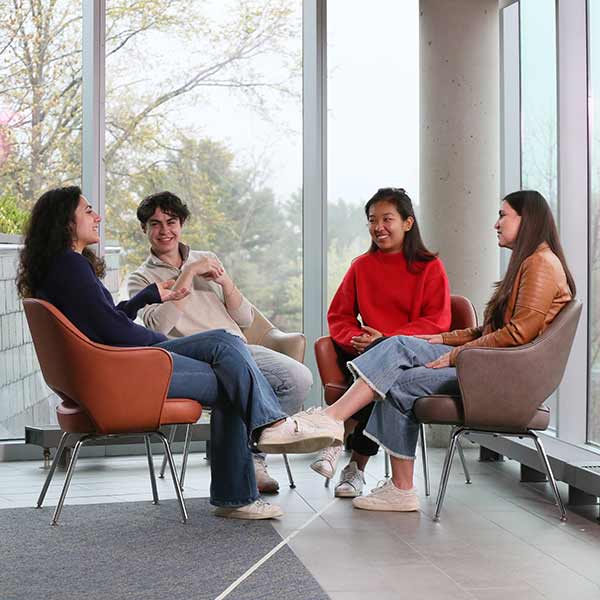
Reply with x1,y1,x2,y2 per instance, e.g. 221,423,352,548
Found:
414,299,582,522
159,305,306,488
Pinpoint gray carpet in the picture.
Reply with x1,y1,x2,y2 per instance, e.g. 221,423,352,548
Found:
1,498,329,600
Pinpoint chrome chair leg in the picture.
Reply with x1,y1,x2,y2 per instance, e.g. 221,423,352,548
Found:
154,431,188,523
145,435,159,505
419,424,430,497
37,432,70,508
456,438,472,484
283,453,295,488
529,432,567,522
179,424,192,490
384,451,390,478
159,424,177,479
433,427,463,522
51,434,91,526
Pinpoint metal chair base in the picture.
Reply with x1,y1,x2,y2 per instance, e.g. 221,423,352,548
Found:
433,427,566,522
36,430,188,526
159,423,297,489
323,423,470,497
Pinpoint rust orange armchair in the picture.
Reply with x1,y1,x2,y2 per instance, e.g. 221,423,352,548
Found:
314,295,478,495
23,298,202,525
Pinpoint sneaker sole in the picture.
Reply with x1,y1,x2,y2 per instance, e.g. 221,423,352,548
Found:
352,500,419,512
257,435,341,455
309,461,335,479
335,487,362,498
214,508,284,520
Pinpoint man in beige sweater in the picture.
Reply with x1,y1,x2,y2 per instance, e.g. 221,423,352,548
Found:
126,191,312,493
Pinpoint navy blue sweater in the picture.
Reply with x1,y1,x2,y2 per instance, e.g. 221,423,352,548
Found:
38,250,167,347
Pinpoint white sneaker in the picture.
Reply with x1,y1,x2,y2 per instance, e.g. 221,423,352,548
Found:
257,408,344,454
352,480,420,512
253,455,280,494
310,444,343,479
214,499,283,520
334,461,365,498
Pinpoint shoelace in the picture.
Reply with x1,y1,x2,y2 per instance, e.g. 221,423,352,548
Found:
370,479,393,495
320,445,340,464
292,406,321,431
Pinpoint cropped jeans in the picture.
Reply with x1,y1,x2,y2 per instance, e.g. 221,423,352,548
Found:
347,336,460,460
154,330,286,507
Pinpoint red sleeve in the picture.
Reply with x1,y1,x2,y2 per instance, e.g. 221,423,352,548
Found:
327,263,364,354
389,260,451,336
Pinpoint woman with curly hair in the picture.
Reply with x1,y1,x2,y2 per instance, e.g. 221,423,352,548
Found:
17,186,342,519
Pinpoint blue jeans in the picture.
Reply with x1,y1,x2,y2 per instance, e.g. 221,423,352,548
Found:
154,330,287,507
347,336,460,460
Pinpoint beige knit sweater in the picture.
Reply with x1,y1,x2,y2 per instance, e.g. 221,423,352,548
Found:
126,243,253,340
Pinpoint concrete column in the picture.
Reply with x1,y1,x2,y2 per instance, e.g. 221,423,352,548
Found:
420,0,500,319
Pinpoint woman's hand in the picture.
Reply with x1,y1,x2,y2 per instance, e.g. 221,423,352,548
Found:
415,333,444,344
350,326,383,354
426,352,451,369
157,279,190,303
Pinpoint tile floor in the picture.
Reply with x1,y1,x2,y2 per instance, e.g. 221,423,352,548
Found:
2,443,600,599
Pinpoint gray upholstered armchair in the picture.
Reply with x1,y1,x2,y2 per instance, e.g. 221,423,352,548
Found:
159,304,306,489
414,299,582,522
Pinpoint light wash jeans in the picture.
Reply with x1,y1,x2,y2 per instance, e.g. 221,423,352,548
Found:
248,345,312,416
155,330,287,507
347,335,460,460
248,344,312,462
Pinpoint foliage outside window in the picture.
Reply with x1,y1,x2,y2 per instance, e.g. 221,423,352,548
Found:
104,0,303,332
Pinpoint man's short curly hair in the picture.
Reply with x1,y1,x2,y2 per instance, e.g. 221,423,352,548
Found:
136,191,190,227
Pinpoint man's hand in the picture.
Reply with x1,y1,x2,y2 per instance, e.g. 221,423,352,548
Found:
415,333,445,344
350,326,382,354
426,352,451,369
157,279,190,303
183,256,224,280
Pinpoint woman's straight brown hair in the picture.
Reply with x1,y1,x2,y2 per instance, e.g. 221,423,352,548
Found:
484,190,576,330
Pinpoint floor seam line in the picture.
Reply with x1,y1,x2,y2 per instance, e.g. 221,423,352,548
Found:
213,497,339,600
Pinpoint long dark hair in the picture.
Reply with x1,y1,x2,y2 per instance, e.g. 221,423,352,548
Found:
484,190,576,330
16,186,105,298
365,187,437,272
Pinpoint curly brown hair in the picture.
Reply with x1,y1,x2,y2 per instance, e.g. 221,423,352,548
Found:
16,186,105,298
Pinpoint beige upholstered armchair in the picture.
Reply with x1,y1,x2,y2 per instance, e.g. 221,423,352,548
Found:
159,304,307,489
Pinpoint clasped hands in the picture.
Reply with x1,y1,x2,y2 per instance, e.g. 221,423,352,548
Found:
352,329,451,369
157,256,233,304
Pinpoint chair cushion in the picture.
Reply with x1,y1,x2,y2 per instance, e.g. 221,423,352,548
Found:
160,398,202,426
414,395,550,432
56,401,96,433
413,395,464,425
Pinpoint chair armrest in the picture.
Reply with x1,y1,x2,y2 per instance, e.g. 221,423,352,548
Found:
260,329,306,363
314,336,348,388
455,343,560,431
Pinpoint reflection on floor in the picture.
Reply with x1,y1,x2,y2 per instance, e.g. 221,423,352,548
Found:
2,445,600,600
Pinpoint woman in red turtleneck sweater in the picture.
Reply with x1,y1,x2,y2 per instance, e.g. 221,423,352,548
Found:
311,187,451,498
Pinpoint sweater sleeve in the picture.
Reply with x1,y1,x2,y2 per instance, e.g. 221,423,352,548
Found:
447,256,561,365
327,264,364,355
115,282,161,318
388,260,452,336
126,269,183,335
48,253,166,347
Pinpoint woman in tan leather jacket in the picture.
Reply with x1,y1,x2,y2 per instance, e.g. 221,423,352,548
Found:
271,190,576,512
